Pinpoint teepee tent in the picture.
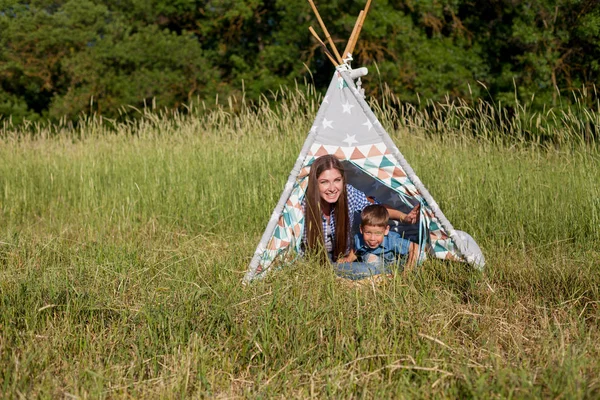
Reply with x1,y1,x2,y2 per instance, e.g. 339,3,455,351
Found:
244,1,484,283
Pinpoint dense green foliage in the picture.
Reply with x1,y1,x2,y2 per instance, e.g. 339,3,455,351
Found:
1,0,599,124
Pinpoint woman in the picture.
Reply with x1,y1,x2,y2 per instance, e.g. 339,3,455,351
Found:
304,154,419,263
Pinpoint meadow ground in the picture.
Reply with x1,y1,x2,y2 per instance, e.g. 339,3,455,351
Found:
0,93,599,398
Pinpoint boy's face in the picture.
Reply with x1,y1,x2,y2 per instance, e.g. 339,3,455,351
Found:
360,224,390,249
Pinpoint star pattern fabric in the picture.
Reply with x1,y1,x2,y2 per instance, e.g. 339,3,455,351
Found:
310,72,384,147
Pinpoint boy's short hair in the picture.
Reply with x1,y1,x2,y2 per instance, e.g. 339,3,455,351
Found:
360,204,389,228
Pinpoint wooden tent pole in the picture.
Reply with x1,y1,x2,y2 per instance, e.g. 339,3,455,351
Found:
309,26,339,67
307,0,344,65
347,0,372,57
343,10,365,60
363,0,372,15
347,11,365,57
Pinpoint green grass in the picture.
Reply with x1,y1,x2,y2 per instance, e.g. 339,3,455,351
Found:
0,91,599,398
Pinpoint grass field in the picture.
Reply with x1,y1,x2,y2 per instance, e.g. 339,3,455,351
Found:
1,91,599,398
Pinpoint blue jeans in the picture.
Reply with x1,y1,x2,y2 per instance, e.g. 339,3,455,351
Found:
333,262,392,280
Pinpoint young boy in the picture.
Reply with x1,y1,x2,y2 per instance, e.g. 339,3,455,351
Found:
341,204,419,273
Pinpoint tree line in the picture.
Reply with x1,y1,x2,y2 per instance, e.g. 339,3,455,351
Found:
1,0,599,124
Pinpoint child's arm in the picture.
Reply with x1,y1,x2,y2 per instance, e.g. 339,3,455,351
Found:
403,242,419,273
337,249,357,263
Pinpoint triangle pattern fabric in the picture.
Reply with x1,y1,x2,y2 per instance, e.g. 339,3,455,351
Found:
244,68,485,282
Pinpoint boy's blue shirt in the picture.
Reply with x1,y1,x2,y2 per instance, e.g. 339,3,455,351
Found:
354,231,411,265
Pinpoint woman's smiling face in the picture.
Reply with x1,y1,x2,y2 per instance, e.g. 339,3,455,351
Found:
317,168,344,205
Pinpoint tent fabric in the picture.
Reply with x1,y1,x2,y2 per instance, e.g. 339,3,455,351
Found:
245,67,484,282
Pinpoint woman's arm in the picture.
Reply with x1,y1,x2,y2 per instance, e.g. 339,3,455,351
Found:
337,249,357,263
384,204,420,224
367,194,420,224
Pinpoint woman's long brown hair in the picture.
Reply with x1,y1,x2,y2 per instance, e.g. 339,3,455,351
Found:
305,155,350,262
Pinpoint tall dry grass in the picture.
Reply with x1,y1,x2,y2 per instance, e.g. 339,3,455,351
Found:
0,83,598,398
